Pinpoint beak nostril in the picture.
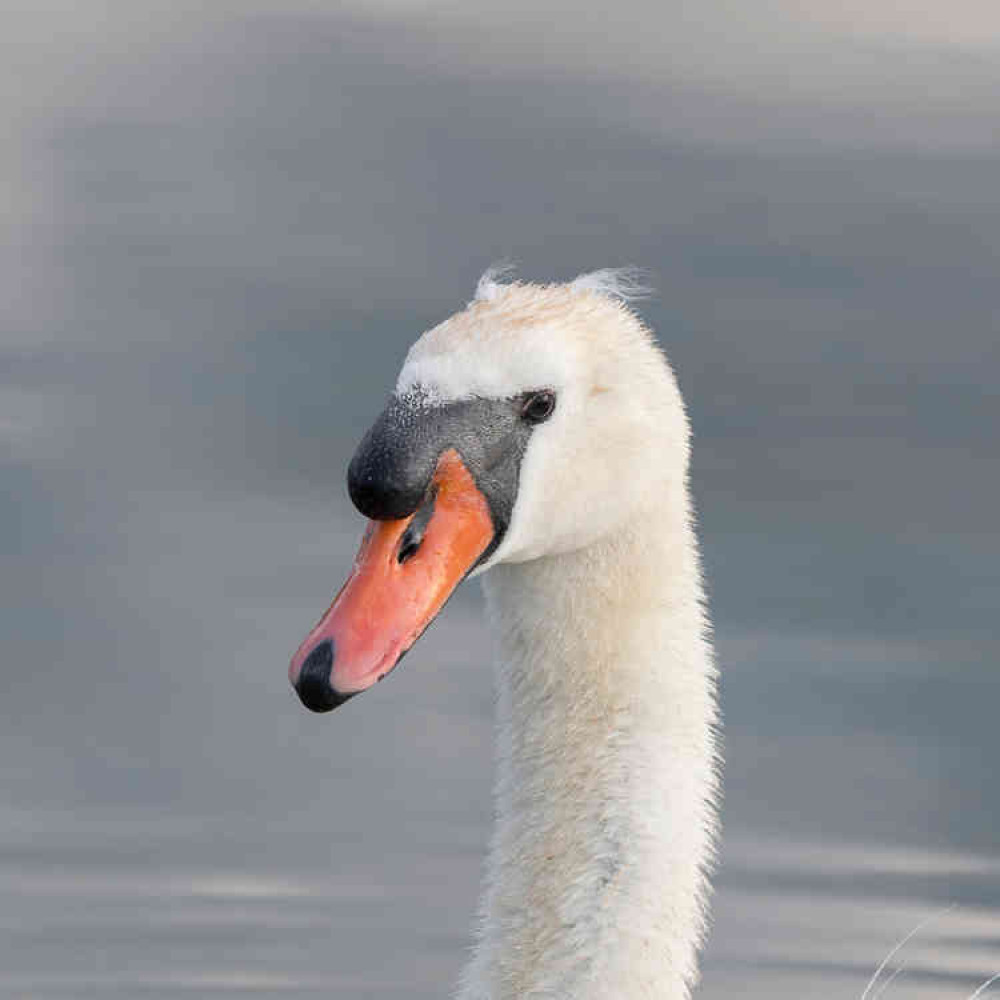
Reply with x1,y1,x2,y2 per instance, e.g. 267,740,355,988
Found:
398,529,422,564
396,487,438,565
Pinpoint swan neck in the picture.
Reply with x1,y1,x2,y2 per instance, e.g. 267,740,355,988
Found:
462,515,719,1000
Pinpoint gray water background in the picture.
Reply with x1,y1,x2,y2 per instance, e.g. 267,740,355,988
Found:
2,4,999,997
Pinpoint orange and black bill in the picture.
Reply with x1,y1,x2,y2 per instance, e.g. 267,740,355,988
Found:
288,387,542,713
289,450,494,711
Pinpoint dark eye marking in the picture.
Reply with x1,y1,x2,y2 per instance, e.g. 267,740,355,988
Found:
519,389,556,425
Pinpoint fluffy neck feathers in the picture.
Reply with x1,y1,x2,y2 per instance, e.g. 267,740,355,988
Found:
459,501,719,1000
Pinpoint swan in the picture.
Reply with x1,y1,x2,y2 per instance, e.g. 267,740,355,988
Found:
288,268,719,1000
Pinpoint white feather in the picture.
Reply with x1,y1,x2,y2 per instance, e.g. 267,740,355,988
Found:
569,266,655,302
474,261,519,302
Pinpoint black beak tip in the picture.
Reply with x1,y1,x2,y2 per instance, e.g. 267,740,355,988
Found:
293,640,354,713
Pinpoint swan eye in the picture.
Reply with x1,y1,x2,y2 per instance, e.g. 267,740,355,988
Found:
520,390,556,424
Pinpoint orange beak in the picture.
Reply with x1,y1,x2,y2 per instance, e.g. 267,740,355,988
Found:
288,450,494,711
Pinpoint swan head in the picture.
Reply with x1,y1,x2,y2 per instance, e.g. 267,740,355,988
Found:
289,269,690,712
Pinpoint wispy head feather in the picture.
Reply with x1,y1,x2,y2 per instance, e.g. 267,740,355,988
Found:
570,267,655,303
474,260,518,302
473,264,655,305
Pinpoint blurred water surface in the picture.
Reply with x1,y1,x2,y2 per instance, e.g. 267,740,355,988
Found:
2,3,999,997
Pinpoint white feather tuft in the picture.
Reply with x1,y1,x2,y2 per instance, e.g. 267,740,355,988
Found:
474,264,654,304
474,260,518,302
570,267,654,302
